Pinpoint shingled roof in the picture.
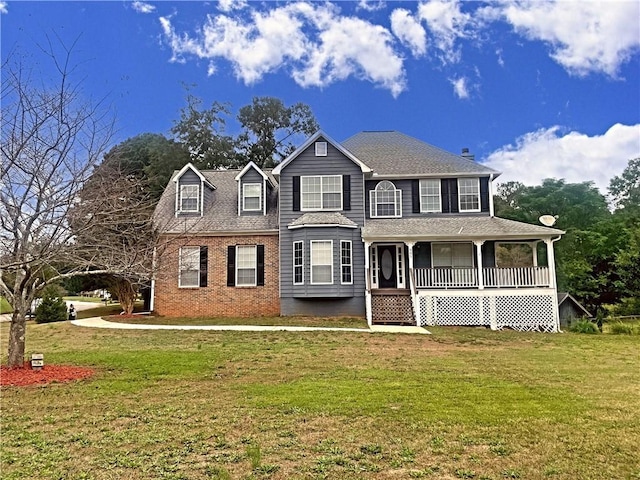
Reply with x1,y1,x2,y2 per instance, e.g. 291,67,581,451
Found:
154,169,279,234
362,216,563,241
342,131,501,177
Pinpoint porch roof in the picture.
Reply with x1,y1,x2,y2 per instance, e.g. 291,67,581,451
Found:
362,216,564,241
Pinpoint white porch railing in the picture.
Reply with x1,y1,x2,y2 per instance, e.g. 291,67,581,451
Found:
414,267,550,289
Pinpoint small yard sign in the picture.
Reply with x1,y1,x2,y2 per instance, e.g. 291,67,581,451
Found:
31,353,44,370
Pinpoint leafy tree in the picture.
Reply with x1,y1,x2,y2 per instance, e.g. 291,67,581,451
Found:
100,133,190,200
171,93,237,169
171,92,319,170
236,97,319,168
609,157,640,211
34,285,68,324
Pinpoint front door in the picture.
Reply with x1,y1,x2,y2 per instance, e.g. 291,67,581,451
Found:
378,245,397,288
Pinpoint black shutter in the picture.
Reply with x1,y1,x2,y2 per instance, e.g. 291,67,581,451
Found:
227,245,236,286
293,176,300,211
449,179,459,213
199,246,208,287
480,177,490,212
412,180,420,213
441,179,450,213
343,175,351,210
257,245,265,286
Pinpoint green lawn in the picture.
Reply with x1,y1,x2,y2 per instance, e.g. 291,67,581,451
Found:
1,322,639,480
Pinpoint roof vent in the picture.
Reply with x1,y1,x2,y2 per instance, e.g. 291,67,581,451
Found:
461,148,474,161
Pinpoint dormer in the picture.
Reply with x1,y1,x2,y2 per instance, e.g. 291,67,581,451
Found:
172,163,215,217
235,161,275,216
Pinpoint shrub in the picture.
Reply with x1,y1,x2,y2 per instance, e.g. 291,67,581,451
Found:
609,322,635,335
569,319,600,334
35,285,68,324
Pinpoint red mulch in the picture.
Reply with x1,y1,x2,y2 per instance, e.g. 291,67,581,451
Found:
0,362,95,387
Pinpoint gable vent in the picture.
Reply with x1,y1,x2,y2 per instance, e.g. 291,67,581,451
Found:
315,141,328,156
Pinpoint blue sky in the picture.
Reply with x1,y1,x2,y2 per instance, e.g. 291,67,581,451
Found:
2,0,639,193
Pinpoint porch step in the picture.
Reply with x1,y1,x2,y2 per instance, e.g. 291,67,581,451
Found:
371,291,414,325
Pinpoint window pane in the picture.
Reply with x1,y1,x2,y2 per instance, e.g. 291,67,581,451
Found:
432,243,472,268
311,241,332,284
458,179,479,211
341,241,352,284
236,245,257,286
181,185,199,211
243,184,261,210
420,179,441,212
302,176,342,210
179,247,200,287
293,242,303,284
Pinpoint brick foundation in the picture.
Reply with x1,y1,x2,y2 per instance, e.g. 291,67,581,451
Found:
153,234,280,317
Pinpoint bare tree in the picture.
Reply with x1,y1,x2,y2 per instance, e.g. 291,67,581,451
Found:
1,39,154,366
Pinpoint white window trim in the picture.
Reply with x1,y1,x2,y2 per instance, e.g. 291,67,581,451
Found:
293,241,304,285
310,240,333,285
340,240,353,285
179,246,200,288
315,141,328,156
179,184,200,213
301,175,343,211
420,179,442,213
370,181,402,218
236,245,257,287
242,183,262,211
458,178,481,213
431,242,474,268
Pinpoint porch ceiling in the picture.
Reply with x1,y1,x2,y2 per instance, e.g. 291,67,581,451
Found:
362,216,564,242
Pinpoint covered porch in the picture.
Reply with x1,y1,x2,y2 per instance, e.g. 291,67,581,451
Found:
362,216,564,331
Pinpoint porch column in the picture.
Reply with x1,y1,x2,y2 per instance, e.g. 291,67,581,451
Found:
364,241,372,326
544,238,557,289
406,241,420,326
531,241,539,267
473,240,485,290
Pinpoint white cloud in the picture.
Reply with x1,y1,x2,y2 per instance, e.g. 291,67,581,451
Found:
484,124,640,193
490,0,640,77
417,0,476,64
131,1,155,14
0,1,8,14
390,8,427,57
160,2,406,96
450,76,469,99
218,0,247,13
357,0,386,12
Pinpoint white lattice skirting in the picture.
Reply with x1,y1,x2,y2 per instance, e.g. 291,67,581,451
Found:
418,289,559,332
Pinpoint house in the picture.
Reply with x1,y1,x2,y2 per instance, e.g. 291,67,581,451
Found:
152,130,564,331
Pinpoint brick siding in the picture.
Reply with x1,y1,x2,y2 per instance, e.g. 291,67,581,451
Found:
153,234,280,317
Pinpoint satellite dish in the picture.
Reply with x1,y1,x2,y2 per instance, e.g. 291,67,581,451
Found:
539,215,557,227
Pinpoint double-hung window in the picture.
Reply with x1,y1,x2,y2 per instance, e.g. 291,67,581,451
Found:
432,242,473,268
370,180,401,217
236,245,257,286
458,178,480,212
420,179,441,213
293,241,304,285
243,183,261,211
180,184,200,212
179,246,200,287
340,241,352,284
301,175,342,210
310,240,333,284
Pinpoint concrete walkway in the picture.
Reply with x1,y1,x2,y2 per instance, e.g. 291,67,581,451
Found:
71,317,430,334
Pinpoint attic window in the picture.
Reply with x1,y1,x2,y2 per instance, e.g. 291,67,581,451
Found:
180,184,200,212
315,141,327,156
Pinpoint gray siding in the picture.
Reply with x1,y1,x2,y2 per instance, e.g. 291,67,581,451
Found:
279,137,366,315
281,297,365,317
365,178,491,219
239,168,265,216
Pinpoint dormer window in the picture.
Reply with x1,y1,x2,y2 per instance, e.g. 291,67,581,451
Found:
315,141,327,156
180,184,200,212
243,183,262,211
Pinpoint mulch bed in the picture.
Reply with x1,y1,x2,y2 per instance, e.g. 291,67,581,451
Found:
0,362,94,387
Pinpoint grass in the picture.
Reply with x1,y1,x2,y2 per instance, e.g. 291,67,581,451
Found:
1,322,639,480
1,296,11,314
109,315,369,329
63,296,109,304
